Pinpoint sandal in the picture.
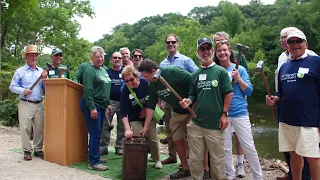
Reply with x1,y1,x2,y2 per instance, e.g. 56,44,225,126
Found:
170,168,191,179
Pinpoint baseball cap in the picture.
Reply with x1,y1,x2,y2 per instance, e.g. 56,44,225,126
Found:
286,30,307,42
52,48,63,55
197,37,213,49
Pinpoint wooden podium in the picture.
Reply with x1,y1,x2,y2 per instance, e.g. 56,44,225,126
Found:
43,78,88,166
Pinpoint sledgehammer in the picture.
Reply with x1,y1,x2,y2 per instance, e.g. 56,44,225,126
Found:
152,69,196,118
256,60,276,119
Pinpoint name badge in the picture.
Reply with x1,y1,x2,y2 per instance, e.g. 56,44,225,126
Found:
49,70,55,75
25,73,32,77
199,74,207,81
298,67,309,74
129,94,134,99
119,74,122,78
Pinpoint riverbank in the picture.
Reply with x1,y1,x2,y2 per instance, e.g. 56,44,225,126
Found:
0,124,287,180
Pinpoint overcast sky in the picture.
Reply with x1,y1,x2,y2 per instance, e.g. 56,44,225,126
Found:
77,0,275,42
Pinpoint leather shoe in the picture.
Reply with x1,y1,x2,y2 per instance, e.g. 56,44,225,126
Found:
24,151,32,161
161,157,177,164
276,175,291,180
34,151,44,159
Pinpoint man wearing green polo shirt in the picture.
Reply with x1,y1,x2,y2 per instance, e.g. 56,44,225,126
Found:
138,59,192,179
46,48,70,79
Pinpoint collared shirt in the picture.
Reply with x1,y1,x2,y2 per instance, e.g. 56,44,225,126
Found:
159,52,198,73
276,49,318,73
9,64,45,101
200,62,215,69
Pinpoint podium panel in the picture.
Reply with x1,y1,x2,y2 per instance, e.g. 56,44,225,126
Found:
43,78,88,166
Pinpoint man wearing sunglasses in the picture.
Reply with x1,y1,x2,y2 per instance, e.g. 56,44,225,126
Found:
100,52,125,156
274,27,317,180
46,48,70,78
159,34,198,167
266,30,320,180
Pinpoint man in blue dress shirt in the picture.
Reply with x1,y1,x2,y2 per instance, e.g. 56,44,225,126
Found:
159,34,198,165
9,45,48,161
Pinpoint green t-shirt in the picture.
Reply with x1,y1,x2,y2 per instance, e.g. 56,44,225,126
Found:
72,62,108,85
233,50,248,71
44,64,70,79
83,65,111,110
146,66,191,114
189,63,233,130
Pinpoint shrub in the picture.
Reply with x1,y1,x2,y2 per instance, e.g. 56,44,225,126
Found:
0,98,19,126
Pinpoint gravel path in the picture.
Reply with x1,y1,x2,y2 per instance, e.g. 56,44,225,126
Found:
0,125,287,180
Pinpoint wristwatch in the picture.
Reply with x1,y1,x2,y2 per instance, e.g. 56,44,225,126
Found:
222,111,229,116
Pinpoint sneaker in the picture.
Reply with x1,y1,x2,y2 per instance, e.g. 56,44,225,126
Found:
100,157,107,163
148,156,154,162
88,163,108,171
203,170,210,180
236,163,245,178
115,149,123,156
154,161,162,169
34,151,44,159
24,151,32,161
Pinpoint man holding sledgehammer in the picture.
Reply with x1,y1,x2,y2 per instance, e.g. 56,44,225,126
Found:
273,27,317,180
9,45,48,160
138,59,192,179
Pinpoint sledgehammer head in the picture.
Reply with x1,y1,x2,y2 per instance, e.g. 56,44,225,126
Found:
256,60,264,72
46,62,53,70
152,69,162,82
236,43,249,52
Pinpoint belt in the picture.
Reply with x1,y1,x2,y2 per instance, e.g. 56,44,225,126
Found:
20,99,42,104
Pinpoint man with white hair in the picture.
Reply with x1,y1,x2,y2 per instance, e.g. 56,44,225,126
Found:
274,27,317,180
266,30,320,180
119,47,133,66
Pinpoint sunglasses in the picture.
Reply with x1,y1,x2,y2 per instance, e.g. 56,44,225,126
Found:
287,39,304,45
113,56,122,59
54,54,63,57
133,55,142,58
199,46,212,51
166,41,177,45
124,77,135,83
280,36,287,39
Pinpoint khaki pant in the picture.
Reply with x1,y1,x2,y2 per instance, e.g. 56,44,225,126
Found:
187,121,226,180
161,101,177,160
18,100,44,152
130,120,160,161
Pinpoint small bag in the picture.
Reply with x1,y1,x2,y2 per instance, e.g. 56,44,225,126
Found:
127,87,165,122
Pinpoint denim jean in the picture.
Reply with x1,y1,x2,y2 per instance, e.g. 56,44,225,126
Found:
80,97,105,165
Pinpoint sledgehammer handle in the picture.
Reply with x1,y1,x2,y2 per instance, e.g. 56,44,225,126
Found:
158,76,196,117
261,71,276,119
231,51,244,87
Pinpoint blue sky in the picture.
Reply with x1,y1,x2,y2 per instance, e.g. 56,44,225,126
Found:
77,0,275,42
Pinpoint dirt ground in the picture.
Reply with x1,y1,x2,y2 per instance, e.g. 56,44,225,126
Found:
0,124,287,180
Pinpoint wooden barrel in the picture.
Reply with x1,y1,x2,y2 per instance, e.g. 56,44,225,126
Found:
122,137,148,180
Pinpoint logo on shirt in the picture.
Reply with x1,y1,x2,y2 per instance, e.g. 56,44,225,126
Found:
157,88,170,97
211,80,218,87
297,72,304,78
197,80,212,90
281,73,297,83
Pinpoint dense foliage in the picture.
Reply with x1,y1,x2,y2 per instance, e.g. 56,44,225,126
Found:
1,0,319,126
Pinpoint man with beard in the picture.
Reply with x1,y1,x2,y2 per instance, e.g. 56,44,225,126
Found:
180,37,232,180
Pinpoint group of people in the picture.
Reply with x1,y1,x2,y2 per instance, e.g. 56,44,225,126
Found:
9,28,320,180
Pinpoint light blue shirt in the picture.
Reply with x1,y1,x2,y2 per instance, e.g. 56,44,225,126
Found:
159,52,198,73
9,64,45,101
226,64,253,117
